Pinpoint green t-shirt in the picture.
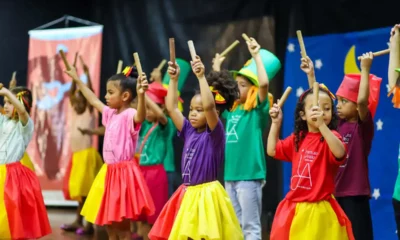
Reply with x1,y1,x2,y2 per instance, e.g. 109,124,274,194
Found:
138,118,176,168
393,144,400,200
223,95,270,181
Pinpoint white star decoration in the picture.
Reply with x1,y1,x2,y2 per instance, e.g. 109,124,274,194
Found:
315,59,323,69
296,87,304,97
376,119,383,131
372,188,380,200
287,43,295,52
387,42,391,48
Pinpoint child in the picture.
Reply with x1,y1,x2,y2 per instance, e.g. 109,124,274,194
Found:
61,60,103,235
0,85,51,239
148,56,243,240
389,24,400,239
334,52,381,240
267,83,354,240
219,38,280,239
64,65,155,240
135,81,178,239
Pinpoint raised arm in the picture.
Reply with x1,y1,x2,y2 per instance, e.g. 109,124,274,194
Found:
65,67,105,113
358,52,373,121
212,53,225,72
0,87,29,125
267,103,282,157
192,56,219,131
78,126,105,136
134,73,148,123
248,38,269,103
145,95,168,125
166,61,185,131
300,56,317,87
389,24,400,89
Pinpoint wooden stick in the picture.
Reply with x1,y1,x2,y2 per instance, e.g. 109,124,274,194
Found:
357,49,390,60
313,82,319,106
11,71,16,81
157,59,167,70
188,40,197,61
73,52,79,67
116,60,123,74
79,55,85,67
133,52,143,76
219,40,240,57
242,33,251,42
277,87,292,108
296,30,307,58
59,50,71,70
169,38,176,64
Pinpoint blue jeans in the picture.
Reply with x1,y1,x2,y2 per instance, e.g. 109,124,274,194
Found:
225,180,264,240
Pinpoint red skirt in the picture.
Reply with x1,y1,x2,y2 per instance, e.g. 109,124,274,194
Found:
80,160,155,225
0,162,51,239
140,164,168,224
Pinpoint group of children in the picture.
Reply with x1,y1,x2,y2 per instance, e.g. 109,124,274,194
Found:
0,24,399,240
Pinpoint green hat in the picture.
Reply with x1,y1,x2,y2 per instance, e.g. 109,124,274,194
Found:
162,58,190,92
232,49,281,86
396,68,400,72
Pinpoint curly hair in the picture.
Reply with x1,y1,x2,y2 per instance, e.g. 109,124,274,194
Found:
294,87,338,152
205,70,239,113
10,86,33,114
108,66,139,101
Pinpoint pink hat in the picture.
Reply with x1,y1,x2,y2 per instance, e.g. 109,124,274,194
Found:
146,82,183,105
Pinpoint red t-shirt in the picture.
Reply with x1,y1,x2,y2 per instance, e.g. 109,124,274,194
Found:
275,131,347,202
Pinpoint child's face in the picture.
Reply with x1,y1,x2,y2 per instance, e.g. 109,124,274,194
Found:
3,97,15,118
188,94,207,130
105,81,125,109
145,104,157,122
236,75,252,103
336,96,358,121
301,92,333,130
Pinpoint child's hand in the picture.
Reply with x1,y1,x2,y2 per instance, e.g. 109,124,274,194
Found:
269,103,283,124
9,78,17,89
390,24,400,43
0,85,9,96
212,53,226,72
191,56,205,78
310,106,325,128
137,73,149,95
168,61,180,82
150,68,162,83
78,127,91,135
360,52,373,70
300,56,315,76
64,66,80,81
246,38,261,57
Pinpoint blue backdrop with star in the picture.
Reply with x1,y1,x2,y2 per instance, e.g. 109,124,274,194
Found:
282,26,400,239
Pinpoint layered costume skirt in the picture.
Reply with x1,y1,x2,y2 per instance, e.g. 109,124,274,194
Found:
270,196,354,240
0,161,51,239
149,180,243,240
20,152,34,171
63,147,103,201
80,159,155,225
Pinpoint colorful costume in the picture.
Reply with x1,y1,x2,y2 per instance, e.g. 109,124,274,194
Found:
80,106,155,225
335,74,382,240
63,108,103,201
270,131,354,240
0,116,51,239
149,120,243,240
223,49,280,239
388,68,400,109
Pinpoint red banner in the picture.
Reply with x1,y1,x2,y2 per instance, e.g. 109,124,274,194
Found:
27,26,103,205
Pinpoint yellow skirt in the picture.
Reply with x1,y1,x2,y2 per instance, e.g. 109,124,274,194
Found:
170,181,243,240
20,152,34,172
63,148,103,201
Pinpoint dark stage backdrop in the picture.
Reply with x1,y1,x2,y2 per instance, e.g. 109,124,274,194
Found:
1,0,400,230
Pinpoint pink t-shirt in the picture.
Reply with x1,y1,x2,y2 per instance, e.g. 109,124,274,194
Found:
102,106,141,164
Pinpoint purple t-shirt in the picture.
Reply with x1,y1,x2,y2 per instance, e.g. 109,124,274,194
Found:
335,111,374,197
178,118,225,186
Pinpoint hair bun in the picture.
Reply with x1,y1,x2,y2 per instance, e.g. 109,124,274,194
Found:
129,66,139,78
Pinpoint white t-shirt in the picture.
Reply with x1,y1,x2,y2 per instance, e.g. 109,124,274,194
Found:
0,115,34,164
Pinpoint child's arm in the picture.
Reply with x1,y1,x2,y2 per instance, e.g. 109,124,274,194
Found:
78,126,105,136
212,53,226,72
0,87,29,125
134,73,148,123
144,96,168,125
311,106,346,158
69,79,77,105
358,52,373,121
248,38,269,103
389,24,400,89
192,56,219,131
300,56,316,86
166,61,185,131
65,67,105,113
267,103,282,157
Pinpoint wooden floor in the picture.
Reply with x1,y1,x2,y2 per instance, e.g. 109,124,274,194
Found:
42,207,271,239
